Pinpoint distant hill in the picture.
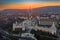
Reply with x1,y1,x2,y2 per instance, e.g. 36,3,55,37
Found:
0,6,60,16
33,6,60,15
0,9,29,16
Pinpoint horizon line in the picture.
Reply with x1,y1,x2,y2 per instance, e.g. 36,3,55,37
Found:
0,5,60,11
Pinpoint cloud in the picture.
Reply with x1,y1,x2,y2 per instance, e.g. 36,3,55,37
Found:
0,0,60,4
0,0,23,4
36,0,60,1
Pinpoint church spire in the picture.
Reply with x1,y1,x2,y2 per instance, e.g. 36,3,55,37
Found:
50,22,56,35
51,22,55,28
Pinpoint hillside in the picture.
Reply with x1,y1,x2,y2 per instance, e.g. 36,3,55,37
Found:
0,6,60,16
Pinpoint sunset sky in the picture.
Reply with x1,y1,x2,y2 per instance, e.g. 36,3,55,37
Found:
0,0,60,10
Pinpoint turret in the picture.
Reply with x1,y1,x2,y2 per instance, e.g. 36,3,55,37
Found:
50,22,57,35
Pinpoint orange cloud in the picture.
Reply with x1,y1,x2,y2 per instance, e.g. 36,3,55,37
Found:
0,2,60,10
